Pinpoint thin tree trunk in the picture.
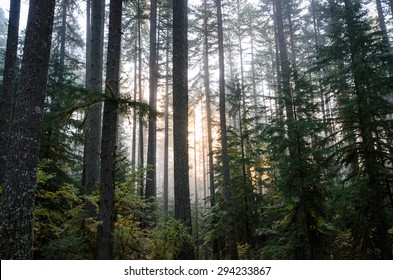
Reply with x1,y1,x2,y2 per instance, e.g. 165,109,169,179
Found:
202,0,220,258
0,0,21,185
235,1,251,244
311,0,328,128
201,101,207,205
216,0,238,260
59,0,68,85
146,0,158,202
85,0,92,86
389,0,393,22
193,113,199,259
84,0,105,216
249,24,258,120
163,36,170,218
275,0,296,157
131,27,137,184
96,0,122,260
286,0,297,69
273,1,283,119
375,0,389,44
0,0,55,259
203,0,215,206
137,0,144,196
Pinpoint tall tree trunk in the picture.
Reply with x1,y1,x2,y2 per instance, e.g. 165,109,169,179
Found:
0,0,21,185
389,0,393,22
173,0,194,260
193,113,200,259
249,23,258,120
0,0,55,259
146,0,158,203
285,0,297,69
131,25,137,183
273,2,283,119
96,0,122,260
202,2,219,254
201,101,207,205
137,0,145,196
311,0,329,128
82,0,91,197
84,0,105,216
343,0,392,259
202,0,215,206
163,36,170,218
275,0,296,157
85,0,92,87
375,0,389,44
58,0,68,85
235,1,251,243
216,0,239,260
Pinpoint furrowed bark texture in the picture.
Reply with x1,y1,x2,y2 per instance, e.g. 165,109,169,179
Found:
96,0,122,260
0,0,21,185
83,0,104,213
173,0,194,259
0,0,55,260
145,0,158,203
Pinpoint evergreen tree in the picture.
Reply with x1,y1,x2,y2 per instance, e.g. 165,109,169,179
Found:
96,0,123,260
41,0,85,187
216,0,238,260
316,0,393,259
83,0,104,211
0,0,21,185
0,0,56,259
173,0,194,259
146,0,158,205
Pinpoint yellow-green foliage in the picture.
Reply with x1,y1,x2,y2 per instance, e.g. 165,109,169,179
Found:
148,219,193,259
113,180,193,259
34,160,89,259
33,160,194,259
237,243,252,259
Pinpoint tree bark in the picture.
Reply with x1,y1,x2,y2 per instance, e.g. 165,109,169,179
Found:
202,0,219,257
83,0,105,217
96,0,122,260
202,0,215,206
375,0,389,44
58,0,68,85
0,0,21,185
163,34,170,218
131,40,137,186
0,0,55,259
173,0,194,259
216,0,238,260
137,0,145,196
275,0,296,157
85,0,91,87
146,0,158,203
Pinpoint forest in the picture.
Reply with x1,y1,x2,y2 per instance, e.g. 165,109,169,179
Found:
0,0,393,260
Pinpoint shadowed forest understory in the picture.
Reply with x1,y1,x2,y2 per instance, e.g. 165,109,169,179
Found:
0,0,393,260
